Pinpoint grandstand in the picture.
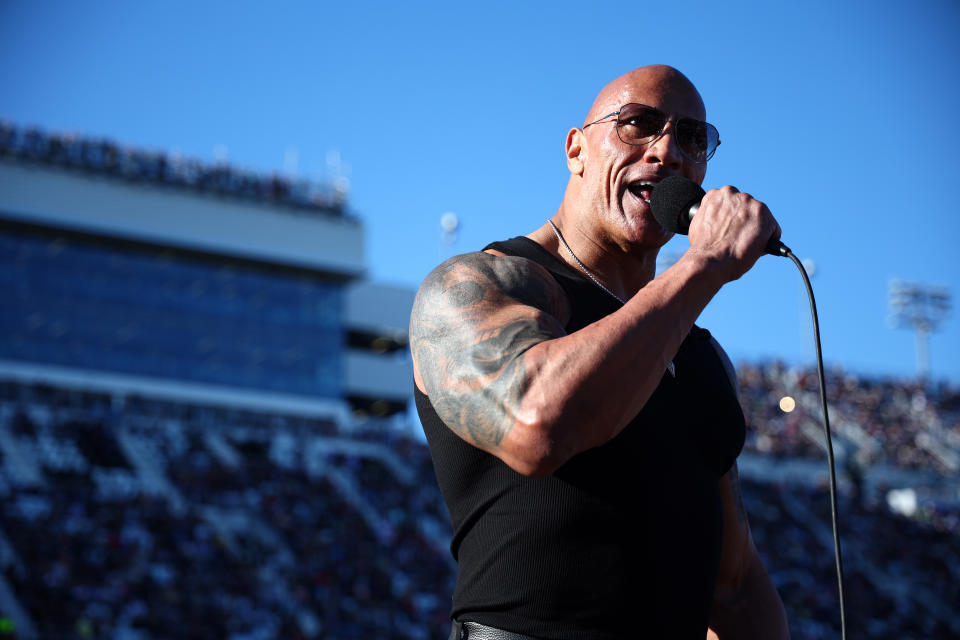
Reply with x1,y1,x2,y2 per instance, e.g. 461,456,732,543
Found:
1,122,958,639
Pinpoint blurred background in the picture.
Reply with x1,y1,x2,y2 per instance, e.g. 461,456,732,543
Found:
0,1,957,638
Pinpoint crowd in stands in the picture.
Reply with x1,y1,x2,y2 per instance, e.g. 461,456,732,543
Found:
0,363,957,639
744,479,958,639
0,382,451,639
0,121,346,215
738,360,960,474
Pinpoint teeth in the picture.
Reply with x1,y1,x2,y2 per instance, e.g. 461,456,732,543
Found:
629,180,655,204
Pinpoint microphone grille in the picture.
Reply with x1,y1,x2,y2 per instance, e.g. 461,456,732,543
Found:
650,176,706,235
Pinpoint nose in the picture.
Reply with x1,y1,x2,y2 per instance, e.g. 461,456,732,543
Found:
642,120,685,170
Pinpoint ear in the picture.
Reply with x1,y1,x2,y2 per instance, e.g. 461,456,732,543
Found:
565,127,585,176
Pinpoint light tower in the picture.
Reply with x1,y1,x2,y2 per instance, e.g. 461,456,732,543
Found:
888,280,952,380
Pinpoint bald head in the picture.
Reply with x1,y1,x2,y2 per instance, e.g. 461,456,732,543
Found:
552,63,709,258
584,65,705,127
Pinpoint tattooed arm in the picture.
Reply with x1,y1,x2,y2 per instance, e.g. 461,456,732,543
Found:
707,464,790,639
410,251,572,475
410,247,730,476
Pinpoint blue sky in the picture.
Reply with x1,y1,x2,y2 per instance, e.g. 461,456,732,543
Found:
2,0,958,384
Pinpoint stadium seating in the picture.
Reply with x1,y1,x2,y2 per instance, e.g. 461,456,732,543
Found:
0,367,957,639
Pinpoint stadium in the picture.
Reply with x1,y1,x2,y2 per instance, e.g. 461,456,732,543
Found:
1,123,958,639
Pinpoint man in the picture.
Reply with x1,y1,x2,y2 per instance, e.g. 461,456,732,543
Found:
410,65,791,639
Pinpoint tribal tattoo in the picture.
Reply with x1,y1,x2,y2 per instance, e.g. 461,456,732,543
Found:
410,251,570,451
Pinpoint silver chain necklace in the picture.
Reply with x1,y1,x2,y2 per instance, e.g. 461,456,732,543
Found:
548,220,626,304
547,219,675,377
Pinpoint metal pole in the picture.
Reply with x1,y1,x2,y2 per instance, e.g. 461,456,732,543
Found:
916,323,930,381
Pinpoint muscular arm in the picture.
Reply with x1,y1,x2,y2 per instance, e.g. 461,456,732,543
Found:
411,251,571,460
410,247,731,476
707,463,791,639
411,186,778,476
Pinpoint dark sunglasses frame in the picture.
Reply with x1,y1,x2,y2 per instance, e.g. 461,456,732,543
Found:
582,103,721,163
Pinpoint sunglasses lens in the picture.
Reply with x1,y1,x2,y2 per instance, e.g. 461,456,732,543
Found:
611,104,720,162
616,105,668,143
676,119,720,162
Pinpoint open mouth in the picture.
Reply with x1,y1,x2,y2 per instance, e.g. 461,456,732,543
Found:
626,180,657,205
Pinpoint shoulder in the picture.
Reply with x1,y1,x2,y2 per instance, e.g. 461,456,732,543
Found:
411,250,570,325
703,331,739,397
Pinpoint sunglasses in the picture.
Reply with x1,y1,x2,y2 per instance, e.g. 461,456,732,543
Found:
582,103,720,163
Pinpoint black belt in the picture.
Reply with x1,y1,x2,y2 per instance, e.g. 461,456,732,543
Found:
449,620,541,640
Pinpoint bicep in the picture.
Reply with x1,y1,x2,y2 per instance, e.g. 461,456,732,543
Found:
410,252,569,454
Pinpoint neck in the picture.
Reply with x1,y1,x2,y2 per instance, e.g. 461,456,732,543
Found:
528,204,660,301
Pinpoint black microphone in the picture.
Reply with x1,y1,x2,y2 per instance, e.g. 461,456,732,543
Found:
650,176,789,257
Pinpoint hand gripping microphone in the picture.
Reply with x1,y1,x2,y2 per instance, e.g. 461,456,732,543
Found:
650,176,789,257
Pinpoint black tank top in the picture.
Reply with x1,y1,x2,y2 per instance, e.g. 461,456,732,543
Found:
415,237,745,639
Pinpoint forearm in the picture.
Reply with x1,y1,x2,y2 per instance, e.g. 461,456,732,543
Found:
522,184,780,468
518,250,728,455
411,248,729,476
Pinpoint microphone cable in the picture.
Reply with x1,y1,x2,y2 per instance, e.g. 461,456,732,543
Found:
783,247,847,640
